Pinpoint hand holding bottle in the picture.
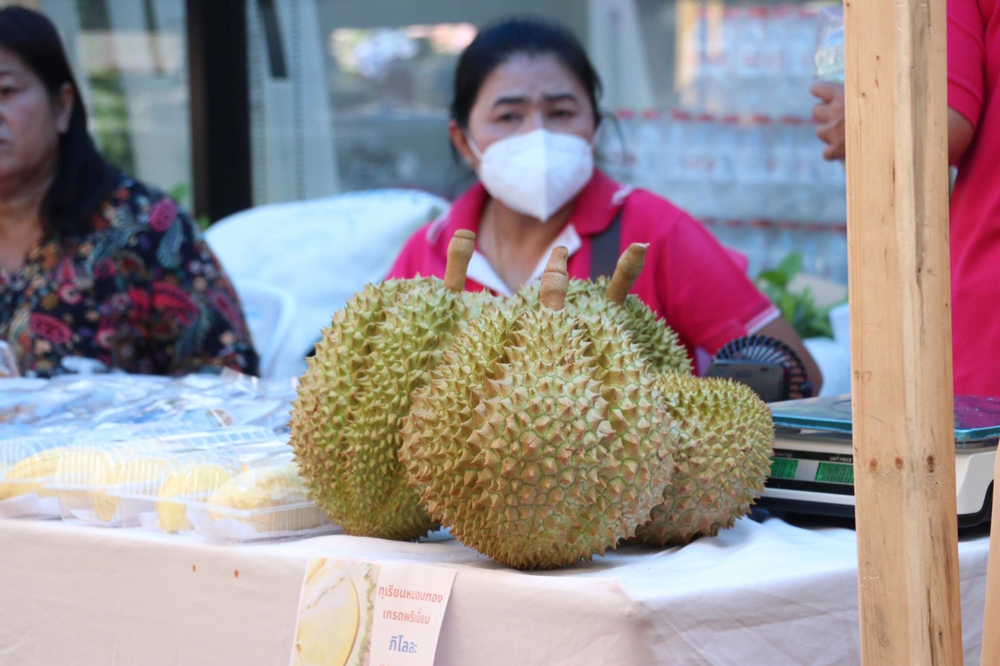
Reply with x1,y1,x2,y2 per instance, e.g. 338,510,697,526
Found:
810,81,845,161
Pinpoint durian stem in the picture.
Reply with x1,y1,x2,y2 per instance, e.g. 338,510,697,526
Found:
539,246,570,311
444,230,477,292
605,243,648,306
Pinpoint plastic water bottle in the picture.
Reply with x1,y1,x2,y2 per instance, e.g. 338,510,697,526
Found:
814,6,845,83
713,115,740,214
612,108,637,183
758,7,787,118
678,114,717,219
679,9,708,114
780,6,821,118
634,109,664,192
733,115,772,220
734,7,769,116
768,117,801,221
663,109,691,210
703,7,737,117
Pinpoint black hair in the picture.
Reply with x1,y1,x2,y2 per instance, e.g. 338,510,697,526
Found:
0,7,119,237
451,16,603,130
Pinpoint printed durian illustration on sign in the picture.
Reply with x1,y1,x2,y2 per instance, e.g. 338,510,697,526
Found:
292,559,376,666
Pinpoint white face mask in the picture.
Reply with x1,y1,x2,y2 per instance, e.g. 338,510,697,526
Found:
467,128,595,222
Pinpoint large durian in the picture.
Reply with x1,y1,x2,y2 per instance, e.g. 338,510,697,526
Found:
291,230,492,540
516,245,691,374
401,247,676,569
632,373,774,547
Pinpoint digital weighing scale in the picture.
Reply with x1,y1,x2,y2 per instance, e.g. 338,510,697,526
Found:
761,395,999,527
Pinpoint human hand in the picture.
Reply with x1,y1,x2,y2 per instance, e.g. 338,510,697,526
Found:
810,81,846,161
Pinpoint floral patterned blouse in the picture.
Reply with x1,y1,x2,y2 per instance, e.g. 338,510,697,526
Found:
0,176,259,377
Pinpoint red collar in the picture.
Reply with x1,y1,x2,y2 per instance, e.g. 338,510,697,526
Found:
426,170,627,257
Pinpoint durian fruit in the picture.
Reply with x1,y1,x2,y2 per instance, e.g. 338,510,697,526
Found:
632,373,774,547
156,461,236,533
516,244,691,374
208,459,327,533
401,247,676,570
291,231,492,541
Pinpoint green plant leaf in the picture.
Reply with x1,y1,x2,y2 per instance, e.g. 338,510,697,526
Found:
755,252,840,339
757,268,790,289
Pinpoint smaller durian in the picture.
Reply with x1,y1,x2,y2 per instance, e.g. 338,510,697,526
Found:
633,373,774,547
291,230,491,541
516,244,690,374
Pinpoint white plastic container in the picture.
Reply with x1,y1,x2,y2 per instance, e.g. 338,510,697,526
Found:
180,452,335,543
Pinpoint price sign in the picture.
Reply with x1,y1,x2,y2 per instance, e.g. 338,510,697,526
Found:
290,559,455,666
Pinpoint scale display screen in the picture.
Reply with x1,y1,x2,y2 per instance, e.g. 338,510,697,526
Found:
769,458,799,480
766,448,855,495
815,461,854,485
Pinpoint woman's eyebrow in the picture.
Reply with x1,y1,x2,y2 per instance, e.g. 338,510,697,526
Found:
544,93,579,104
491,92,579,108
491,95,530,108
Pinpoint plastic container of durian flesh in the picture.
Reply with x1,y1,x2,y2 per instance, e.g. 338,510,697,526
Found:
109,440,293,533
49,427,284,527
0,433,90,519
178,452,335,543
0,422,219,520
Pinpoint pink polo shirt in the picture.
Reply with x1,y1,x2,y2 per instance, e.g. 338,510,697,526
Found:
387,170,778,362
948,0,1000,396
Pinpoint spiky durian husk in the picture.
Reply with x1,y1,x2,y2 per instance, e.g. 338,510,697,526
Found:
517,278,691,374
290,278,490,541
401,304,676,570
632,374,774,547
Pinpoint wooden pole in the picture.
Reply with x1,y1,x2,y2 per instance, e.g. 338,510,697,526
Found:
980,454,1000,663
844,0,962,663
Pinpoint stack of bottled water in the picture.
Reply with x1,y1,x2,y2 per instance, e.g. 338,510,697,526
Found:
599,2,849,283
679,4,823,119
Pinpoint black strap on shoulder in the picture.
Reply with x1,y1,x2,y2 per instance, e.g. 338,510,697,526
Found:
590,206,624,280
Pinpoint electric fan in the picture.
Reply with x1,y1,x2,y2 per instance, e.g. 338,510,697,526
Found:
705,335,814,402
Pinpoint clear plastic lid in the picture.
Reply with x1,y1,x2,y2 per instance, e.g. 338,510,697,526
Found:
50,427,285,526
180,452,334,543
0,422,249,520
0,434,89,519
111,440,292,532
51,442,161,525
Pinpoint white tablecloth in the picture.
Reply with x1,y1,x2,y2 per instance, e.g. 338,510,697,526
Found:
0,516,989,665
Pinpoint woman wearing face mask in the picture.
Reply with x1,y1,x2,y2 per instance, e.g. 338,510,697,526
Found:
0,7,257,377
388,16,821,386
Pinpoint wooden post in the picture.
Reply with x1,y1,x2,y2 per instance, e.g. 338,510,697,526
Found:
981,454,1000,663
844,0,962,663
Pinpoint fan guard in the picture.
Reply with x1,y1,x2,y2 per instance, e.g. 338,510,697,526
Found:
712,335,814,400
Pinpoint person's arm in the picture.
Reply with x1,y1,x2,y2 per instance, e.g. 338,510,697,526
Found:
811,81,975,166
653,210,823,392
756,315,824,395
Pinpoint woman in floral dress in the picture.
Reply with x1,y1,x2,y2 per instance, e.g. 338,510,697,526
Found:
0,7,258,377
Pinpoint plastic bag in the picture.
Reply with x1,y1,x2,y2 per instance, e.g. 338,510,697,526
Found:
0,342,19,378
